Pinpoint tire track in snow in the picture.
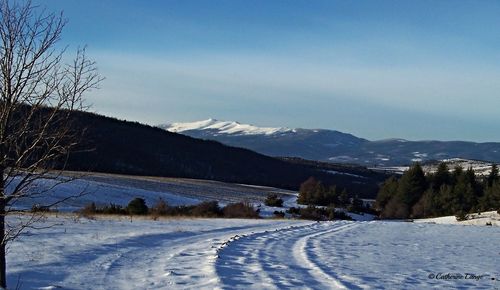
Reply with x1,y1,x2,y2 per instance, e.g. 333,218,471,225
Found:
305,222,373,290
215,221,360,289
295,223,361,289
96,222,313,289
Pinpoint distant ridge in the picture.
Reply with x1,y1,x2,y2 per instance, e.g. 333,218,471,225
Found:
161,119,500,166
51,111,388,198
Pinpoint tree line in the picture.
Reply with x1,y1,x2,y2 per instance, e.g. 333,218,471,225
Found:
375,163,500,219
81,198,260,219
285,177,372,221
297,177,370,213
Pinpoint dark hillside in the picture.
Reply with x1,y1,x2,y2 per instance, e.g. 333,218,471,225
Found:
62,111,384,197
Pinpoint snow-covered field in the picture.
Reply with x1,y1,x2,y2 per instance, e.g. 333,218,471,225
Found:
7,172,297,212
7,215,500,289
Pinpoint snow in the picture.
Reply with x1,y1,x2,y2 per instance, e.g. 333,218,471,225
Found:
371,158,498,176
6,175,202,212
7,216,500,289
325,170,366,179
328,155,359,162
433,158,496,176
5,172,499,288
162,118,292,136
416,211,500,226
6,172,297,212
7,216,311,289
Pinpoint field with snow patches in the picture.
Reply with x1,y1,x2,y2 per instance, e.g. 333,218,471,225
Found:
6,216,500,289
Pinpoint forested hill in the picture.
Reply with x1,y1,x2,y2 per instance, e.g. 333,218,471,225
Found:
61,110,387,197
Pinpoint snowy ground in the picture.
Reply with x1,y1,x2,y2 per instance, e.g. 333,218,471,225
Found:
416,211,500,226
7,172,297,212
6,215,500,289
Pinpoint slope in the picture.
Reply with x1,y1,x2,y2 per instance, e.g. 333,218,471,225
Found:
60,111,386,197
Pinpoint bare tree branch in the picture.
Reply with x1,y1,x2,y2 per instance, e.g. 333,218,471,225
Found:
0,1,102,287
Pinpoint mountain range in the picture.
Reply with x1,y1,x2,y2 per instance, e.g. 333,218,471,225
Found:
51,111,389,198
161,119,500,166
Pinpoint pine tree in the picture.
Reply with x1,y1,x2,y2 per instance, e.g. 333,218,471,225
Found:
451,174,474,214
375,176,399,211
432,162,450,190
349,195,364,213
412,188,435,218
480,181,500,211
486,164,499,187
452,166,464,184
339,188,350,207
437,184,454,216
396,163,427,210
127,198,149,215
298,177,319,204
325,185,338,206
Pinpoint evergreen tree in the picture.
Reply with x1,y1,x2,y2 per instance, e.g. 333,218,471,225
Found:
339,188,350,207
265,193,284,207
480,181,500,211
325,185,338,206
375,176,399,211
452,166,464,184
312,183,327,205
486,164,499,187
349,195,364,213
451,174,474,214
437,184,454,216
463,167,479,211
298,177,335,206
396,163,427,210
432,162,450,190
412,188,435,218
381,195,409,219
127,198,149,215
298,177,320,204
377,162,493,219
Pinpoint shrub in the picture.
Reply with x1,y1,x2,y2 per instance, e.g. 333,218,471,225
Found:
31,204,52,213
101,203,127,215
150,198,169,216
455,211,468,221
81,202,97,216
265,193,284,207
292,206,354,221
329,209,353,221
348,195,364,213
222,202,259,218
165,205,195,216
299,205,327,221
191,201,221,217
286,207,301,216
273,211,285,218
127,198,149,215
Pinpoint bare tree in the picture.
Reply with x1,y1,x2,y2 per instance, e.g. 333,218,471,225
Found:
0,0,102,287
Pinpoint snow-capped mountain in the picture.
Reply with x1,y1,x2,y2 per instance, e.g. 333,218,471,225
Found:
165,118,292,136
160,119,500,166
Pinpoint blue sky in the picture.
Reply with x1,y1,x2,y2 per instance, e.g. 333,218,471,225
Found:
42,0,500,141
